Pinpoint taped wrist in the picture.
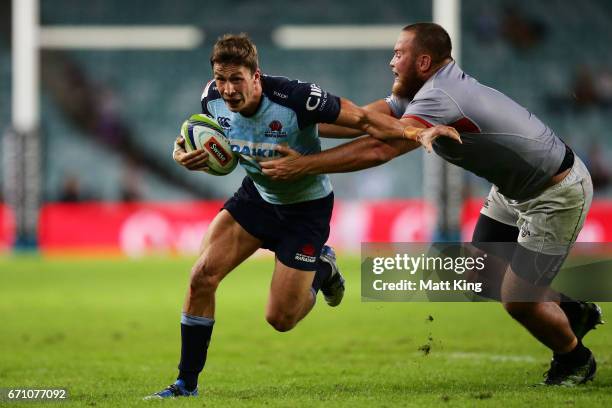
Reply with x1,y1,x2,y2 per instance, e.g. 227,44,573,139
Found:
403,126,422,142
173,140,181,159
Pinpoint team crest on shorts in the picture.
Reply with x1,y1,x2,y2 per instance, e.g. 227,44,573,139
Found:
295,243,317,263
520,223,531,238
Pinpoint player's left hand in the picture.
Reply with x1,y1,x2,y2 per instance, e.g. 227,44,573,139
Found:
260,145,307,181
173,135,210,171
416,125,462,153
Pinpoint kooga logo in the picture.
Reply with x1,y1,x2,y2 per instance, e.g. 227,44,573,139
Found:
205,137,230,166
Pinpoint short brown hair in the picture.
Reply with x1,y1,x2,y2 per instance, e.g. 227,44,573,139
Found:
403,23,452,64
210,33,259,73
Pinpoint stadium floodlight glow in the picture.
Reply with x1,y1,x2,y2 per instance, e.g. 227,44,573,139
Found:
39,25,204,50
272,25,404,49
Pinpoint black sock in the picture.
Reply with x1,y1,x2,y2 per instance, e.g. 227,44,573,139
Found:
554,341,591,366
177,316,214,392
559,295,583,324
311,258,332,294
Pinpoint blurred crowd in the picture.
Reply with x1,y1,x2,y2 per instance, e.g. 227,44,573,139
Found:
473,4,548,51
2,1,612,204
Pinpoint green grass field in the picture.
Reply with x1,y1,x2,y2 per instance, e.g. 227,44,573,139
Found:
1,254,610,407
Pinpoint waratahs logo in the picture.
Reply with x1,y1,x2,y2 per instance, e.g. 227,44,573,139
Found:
301,244,316,256
295,243,317,263
265,120,287,138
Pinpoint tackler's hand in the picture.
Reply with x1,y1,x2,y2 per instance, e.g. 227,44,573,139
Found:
414,125,462,153
260,145,307,181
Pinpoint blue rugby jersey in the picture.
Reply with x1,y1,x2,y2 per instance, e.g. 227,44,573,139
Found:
201,75,340,204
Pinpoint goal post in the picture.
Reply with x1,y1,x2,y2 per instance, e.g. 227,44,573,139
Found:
426,0,463,241
5,0,41,249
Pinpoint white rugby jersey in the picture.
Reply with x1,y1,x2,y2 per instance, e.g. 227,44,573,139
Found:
386,61,567,200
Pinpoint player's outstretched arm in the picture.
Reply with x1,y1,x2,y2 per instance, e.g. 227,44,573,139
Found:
172,135,211,171
319,99,392,139
261,135,417,181
334,98,461,152
318,123,364,139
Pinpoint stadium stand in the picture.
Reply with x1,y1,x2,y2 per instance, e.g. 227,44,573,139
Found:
1,0,611,201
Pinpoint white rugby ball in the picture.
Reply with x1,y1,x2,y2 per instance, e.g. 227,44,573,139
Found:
180,114,238,176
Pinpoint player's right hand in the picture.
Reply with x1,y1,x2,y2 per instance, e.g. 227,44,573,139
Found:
416,125,461,153
173,136,210,171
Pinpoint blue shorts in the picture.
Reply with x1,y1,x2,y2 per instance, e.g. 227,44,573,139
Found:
222,177,334,271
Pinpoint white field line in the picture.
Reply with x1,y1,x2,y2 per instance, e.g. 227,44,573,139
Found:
445,352,537,363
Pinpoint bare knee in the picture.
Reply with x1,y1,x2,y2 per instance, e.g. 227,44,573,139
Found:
265,310,298,332
503,302,537,321
189,263,222,298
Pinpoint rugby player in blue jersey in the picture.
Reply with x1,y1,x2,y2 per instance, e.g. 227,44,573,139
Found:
146,33,459,399
261,23,603,386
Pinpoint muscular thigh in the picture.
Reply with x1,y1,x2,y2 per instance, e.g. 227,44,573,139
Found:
192,209,262,280
267,258,315,314
508,158,593,286
514,161,593,256
501,263,558,302
472,213,519,263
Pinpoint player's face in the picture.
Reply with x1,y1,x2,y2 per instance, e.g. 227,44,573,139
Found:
389,31,424,99
213,63,261,113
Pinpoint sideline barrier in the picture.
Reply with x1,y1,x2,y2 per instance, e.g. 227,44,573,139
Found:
0,199,609,255
0,204,15,251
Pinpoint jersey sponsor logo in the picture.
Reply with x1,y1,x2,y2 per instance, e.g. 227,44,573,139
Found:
264,120,287,138
217,116,231,129
306,83,323,111
230,140,280,159
273,90,288,99
204,137,231,166
319,95,328,111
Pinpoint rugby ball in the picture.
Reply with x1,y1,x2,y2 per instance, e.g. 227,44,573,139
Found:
180,114,238,176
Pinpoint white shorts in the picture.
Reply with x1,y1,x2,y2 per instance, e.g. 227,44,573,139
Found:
480,156,593,256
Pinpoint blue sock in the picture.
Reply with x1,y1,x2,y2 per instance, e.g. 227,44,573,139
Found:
177,313,215,392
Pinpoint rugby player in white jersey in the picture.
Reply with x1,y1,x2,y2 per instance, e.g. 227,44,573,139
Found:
146,33,459,399
261,23,603,386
